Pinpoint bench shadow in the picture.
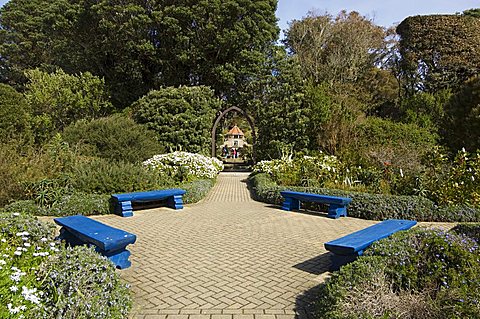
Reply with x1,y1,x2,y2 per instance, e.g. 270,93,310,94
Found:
293,253,333,318
293,252,332,275
295,283,325,319
262,204,333,220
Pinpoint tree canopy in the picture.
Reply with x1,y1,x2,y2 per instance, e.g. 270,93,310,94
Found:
0,0,279,107
284,11,387,86
396,14,480,94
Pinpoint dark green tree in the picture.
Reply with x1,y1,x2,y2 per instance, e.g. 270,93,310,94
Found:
0,83,31,143
442,76,480,152
131,86,222,155
254,48,310,160
0,0,279,107
396,14,480,94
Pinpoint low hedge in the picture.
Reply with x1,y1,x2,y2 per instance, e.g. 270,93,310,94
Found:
317,228,480,318
5,179,214,216
248,173,480,222
452,223,480,242
4,193,110,217
181,178,215,204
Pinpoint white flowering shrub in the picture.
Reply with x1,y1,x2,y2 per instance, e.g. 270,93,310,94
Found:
0,211,131,318
144,151,223,182
0,212,57,318
253,153,343,187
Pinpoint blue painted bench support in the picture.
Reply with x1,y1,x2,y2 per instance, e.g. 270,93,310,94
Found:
280,191,352,219
111,188,186,217
324,219,417,270
54,215,137,269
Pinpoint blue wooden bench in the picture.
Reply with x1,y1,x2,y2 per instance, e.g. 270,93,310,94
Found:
280,191,352,218
111,188,186,217
54,215,137,269
324,219,417,270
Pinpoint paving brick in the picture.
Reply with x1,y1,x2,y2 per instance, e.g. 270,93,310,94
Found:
81,173,387,317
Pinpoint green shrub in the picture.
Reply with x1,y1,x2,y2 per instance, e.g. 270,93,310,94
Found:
5,193,110,217
318,228,480,318
248,173,480,222
452,223,480,242
0,212,131,318
443,76,480,153
417,148,480,207
0,212,57,318
46,193,110,216
0,210,55,242
0,83,32,144
131,86,222,155
353,117,438,172
70,158,170,195
144,152,223,182
63,115,163,163
181,179,215,204
36,245,131,319
3,200,45,216
25,68,112,143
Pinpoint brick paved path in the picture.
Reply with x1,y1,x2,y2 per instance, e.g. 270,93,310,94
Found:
94,173,379,319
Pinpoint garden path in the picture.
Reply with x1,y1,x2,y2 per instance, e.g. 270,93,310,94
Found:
88,173,453,319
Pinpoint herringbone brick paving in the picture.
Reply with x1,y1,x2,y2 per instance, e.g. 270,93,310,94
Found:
84,173,454,318
90,172,377,318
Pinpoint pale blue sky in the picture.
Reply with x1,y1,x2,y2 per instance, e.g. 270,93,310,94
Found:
0,0,478,37
276,0,479,36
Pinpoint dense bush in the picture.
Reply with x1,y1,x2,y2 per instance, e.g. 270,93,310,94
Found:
36,246,131,318
443,76,480,153
70,158,169,195
62,115,163,163
353,117,438,172
132,86,222,155
415,148,480,207
144,152,223,182
452,223,480,242
317,228,480,318
0,211,131,318
248,173,480,222
25,69,112,143
0,83,31,144
4,193,110,217
0,137,76,207
182,179,216,204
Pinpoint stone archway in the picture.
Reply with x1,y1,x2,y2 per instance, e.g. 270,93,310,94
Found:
211,106,256,161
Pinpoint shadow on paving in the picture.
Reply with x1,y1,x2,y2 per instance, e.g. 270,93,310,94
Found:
295,283,325,319
293,252,332,318
293,252,332,275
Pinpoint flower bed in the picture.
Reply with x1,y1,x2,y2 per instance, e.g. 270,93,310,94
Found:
0,211,131,318
248,172,480,222
144,151,223,181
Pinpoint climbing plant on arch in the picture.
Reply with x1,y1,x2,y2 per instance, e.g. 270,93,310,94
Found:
211,106,256,160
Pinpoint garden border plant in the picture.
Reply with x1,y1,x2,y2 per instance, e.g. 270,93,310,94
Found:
248,172,480,222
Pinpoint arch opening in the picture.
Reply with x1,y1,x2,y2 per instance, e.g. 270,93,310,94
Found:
211,106,256,162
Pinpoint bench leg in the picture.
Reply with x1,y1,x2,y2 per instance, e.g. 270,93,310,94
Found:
57,229,133,269
167,195,184,210
327,204,347,219
115,201,133,217
329,253,358,271
282,197,300,211
101,249,132,269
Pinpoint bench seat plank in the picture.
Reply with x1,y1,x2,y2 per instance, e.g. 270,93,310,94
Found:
112,188,186,217
325,219,417,256
54,215,136,269
280,191,352,218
